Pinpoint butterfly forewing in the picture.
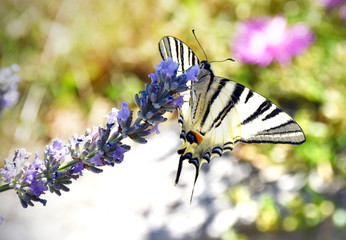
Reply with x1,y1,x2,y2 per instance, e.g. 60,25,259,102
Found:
234,85,306,144
159,36,200,73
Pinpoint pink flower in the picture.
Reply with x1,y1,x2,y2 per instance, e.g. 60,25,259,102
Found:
319,0,343,10
319,0,346,20
341,4,346,20
232,16,315,66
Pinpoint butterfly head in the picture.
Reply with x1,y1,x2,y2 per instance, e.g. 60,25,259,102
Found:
199,60,211,70
197,60,215,81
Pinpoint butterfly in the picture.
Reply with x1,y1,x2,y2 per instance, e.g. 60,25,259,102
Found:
158,35,306,199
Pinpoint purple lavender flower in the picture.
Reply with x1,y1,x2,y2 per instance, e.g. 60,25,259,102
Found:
0,149,31,185
118,102,131,121
23,153,44,184
131,59,199,142
29,179,48,198
0,64,21,116
70,162,84,175
116,102,133,135
0,149,49,207
48,139,69,161
149,58,179,84
107,108,118,125
0,58,199,208
232,16,315,66
184,65,200,83
89,153,104,166
24,154,47,200
113,146,128,163
151,123,160,135
91,125,100,140
173,95,185,109
0,215,4,225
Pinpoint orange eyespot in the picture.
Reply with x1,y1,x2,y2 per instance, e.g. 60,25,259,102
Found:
190,130,203,144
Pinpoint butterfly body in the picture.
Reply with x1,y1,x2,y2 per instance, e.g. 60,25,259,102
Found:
158,36,306,189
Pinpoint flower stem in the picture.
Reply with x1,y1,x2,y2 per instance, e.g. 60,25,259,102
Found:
0,183,11,193
58,159,80,171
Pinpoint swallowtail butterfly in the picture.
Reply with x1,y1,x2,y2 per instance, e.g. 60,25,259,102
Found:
158,36,306,199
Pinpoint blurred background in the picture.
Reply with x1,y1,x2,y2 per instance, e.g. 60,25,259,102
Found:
0,0,345,239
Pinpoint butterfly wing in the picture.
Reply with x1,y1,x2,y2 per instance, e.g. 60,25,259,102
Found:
176,76,243,183
159,36,200,74
176,65,306,186
232,82,306,145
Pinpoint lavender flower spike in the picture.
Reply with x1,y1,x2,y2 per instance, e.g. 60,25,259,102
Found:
0,58,199,208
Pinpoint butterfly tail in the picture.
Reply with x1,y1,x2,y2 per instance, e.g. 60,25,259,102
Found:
190,182,196,204
175,155,202,203
188,158,200,204
175,156,184,186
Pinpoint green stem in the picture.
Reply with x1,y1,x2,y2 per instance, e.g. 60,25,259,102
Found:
58,159,80,171
0,183,11,193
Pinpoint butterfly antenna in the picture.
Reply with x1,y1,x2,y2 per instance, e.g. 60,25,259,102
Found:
192,29,208,61
210,58,236,64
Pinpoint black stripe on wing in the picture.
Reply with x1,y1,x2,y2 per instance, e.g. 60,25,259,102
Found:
241,138,304,144
241,119,306,144
177,38,185,72
262,108,283,121
192,93,201,120
231,83,245,104
262,119,305,140
201,81,244,132
189,47,198,66
263,119,296,132
200,78,228,128
245,90,254,103
241,100,272,125
222,82,305,145
214,101,234,128
211,82,245,128
223,141,235,151
159,37,172,59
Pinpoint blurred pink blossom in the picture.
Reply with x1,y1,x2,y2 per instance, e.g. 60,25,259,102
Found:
318,0,346,20
340,4,346,19
319,0,343,9
232,16,315,66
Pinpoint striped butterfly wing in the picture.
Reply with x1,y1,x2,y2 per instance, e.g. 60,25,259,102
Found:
232,82,306,145
158,36,306,194
176,62,305,186
159,36,200,73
